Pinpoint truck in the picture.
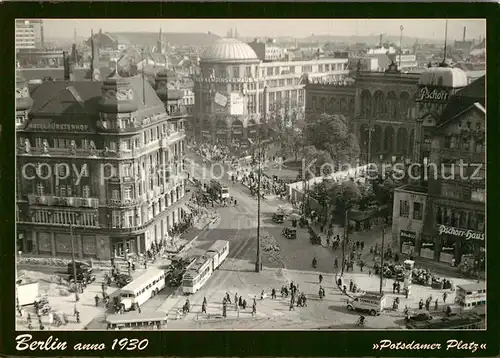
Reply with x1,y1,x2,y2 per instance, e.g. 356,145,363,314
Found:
209,179,229,201
16,281,40,306
346,292,386,316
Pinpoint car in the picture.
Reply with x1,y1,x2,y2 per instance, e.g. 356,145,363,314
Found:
272,213,285,223
410,310,432,321
68,272,96,284
282,228,297,240
115,274,133,288
67,261,92,275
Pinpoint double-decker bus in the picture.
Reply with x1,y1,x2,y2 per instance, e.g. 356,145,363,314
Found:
118,268,166,311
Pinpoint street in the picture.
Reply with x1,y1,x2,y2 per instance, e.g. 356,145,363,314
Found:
16,152,484,331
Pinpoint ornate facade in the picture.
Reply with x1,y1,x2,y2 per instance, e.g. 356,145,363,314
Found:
16,72,187,260
392,67,485,267
193,38,350,144
305,63,419,163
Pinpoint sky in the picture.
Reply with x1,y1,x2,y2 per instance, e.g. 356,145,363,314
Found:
42,19,486,42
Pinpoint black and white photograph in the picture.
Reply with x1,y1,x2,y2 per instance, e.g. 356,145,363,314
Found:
15,18,486,331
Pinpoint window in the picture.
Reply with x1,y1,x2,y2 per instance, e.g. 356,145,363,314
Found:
232,66,239,78
81,164,88,177
123,164,131,177
399,200,409,218
471,188,485,202
319,64,324,72
112,190,119,200
413,202,422,220
36,183,44,196
82,185,90,198
67,186,73,196
245,66,252,77
35,138,43,148
124,186,132,200
279,79,285,87
475,140,484,153
110,142,117,151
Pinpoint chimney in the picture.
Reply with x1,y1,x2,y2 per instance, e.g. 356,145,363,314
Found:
379,34,383,48
63,51,69,80
90,29,95,81
463,26,466,42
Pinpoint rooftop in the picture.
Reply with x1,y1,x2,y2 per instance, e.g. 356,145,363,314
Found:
201,38,259,64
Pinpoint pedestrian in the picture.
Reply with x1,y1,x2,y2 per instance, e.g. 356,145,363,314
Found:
138,305,142,314
289,299,295,311
419,299,424,310
271,288,276,299
319,274,323,284
94,294,100,307
62,312,68,325
349,280,354,292
76,311,80,323
252,302,256,316
359,261,364,272
369,269,372,277
238,296,243,307
202,301,207,314
101,282,105,293
334,257,338,268
261,290,265,300
435,298,439,311
443,292,448,303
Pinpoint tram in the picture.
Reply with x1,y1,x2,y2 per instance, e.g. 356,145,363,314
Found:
182,240,229,294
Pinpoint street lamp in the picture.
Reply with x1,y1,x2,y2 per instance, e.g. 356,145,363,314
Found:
255,132,263,273
379,223,386,294
399,25,404,69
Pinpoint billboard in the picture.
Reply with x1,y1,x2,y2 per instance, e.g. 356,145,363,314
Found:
416,86,451,103
214,92,228,107
230,92,244,115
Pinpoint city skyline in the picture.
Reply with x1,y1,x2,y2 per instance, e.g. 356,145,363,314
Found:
42,19,486,43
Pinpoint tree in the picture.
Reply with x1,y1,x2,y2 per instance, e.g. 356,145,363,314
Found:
304,113,360,170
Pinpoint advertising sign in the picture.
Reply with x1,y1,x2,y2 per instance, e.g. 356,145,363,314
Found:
230,92,244,115
214,92,228,107
438,225,484,241
416,86,450,103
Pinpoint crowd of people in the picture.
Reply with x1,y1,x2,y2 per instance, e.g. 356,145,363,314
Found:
194,142,250,164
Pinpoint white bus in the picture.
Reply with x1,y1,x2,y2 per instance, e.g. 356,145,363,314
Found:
119,268,166,311
106,311,167,330
206,240,229,270
455,283,486,310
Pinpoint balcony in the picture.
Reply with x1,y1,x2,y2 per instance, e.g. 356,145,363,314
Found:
108,198,143,207
26,194,99,209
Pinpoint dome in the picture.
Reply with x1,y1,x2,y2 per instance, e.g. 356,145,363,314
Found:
418,66,468,88
201,38,259,63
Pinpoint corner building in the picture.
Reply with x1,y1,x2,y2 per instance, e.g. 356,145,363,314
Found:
392,67,485,267
16,71,187,260
193,38,349,143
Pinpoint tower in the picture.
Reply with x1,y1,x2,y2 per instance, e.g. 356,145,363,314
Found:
15,73,33,129
157,27,163,54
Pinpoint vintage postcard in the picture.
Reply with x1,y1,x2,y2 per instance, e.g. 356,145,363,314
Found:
3,7,495,356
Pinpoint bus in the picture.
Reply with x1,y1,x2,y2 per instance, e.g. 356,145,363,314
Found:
182,255,213,294
106,311,167,330
455,283,486,310
118,268,166,311
206,240,229,270
406,311,485,330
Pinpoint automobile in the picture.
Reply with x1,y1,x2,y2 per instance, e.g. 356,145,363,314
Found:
68,272,96,284
282,228,297,240
115,274,133,288
272,213,285,223
67,261,92,275
347,292,386,316
409,310,433,321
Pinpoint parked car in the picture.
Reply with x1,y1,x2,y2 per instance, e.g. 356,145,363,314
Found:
115,274,133,288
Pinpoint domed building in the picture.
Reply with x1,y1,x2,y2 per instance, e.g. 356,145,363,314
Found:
194,38,263,144
193,37,350,145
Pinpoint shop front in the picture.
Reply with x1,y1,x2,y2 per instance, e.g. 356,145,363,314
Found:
419,234,435,260
400,230,416,256
111,235,144,259
437,224,485,265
